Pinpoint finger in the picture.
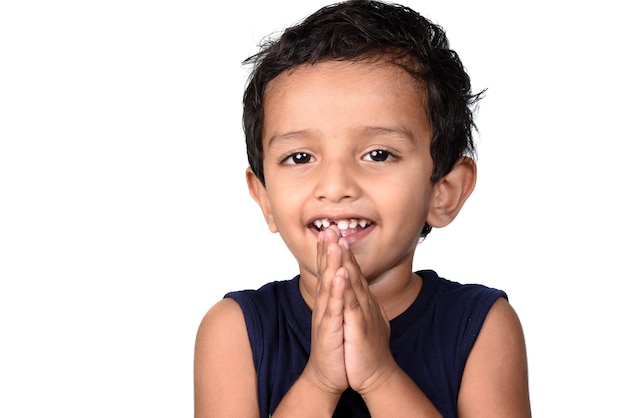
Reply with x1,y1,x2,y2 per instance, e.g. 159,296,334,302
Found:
326,268,347,318
314,237,345,322
312,269,346,356
316,230,327,280
337,237,369,305
316,226,341,280
314,270,346,330
341,267,362,318
307,267,349,394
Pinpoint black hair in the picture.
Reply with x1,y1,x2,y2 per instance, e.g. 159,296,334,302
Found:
242,0,484,238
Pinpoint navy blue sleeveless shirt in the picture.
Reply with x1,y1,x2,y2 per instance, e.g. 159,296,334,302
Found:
225,270,506,418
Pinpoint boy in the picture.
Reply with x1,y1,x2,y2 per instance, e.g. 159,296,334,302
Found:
194,1,531,417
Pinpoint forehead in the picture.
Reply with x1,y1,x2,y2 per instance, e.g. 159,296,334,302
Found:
266,59,425,102
262,60,431,147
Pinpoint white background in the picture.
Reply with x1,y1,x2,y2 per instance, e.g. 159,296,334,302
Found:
1,0,624,416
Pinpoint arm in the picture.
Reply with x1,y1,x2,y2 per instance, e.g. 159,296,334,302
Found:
339,277,443,417
273,231,352,417
271,371,342,418
457,297,531,418
360,366,442,418
193,298,259,418
326,230,442,417
195,229,350,418
271,270,346,418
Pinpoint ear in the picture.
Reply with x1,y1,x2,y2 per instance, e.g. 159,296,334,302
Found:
426,157,477,228
246,167,278,233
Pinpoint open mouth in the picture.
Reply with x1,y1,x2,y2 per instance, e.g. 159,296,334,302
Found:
311,218,373,237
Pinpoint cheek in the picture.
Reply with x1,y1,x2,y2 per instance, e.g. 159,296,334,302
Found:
378,178,433,224
265,185,304,227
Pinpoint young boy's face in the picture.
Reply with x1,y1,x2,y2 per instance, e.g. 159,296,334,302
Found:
248,60,437,283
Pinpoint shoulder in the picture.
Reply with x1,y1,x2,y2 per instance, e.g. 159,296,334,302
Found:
458,298,531,417
194,298,259,417
421,270,505,297
224,277,304,334
194,298,254,378
421,271,507,330
427,271,507,302
227,278,296,299
196,297,247,340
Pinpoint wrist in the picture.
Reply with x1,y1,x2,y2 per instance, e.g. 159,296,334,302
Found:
360,367,442,418
357,362,400,399
273,370,342,418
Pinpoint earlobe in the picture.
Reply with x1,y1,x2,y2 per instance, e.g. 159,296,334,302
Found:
426,157,477,228
246,167,279,233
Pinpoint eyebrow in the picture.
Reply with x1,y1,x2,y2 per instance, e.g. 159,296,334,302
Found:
266,130,311,149
359,126,416,142
266,125,417,149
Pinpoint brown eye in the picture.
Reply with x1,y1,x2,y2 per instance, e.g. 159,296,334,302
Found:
365,149,391,162
284,152,313,165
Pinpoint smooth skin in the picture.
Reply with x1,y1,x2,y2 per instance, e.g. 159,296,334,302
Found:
194,60,531,417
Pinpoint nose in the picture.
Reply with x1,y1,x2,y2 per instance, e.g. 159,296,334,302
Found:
314,158,361,203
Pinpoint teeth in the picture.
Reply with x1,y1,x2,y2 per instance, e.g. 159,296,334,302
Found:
313,218,371,231
337,220,349,231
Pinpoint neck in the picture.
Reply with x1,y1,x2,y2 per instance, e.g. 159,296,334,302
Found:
368,269,422,320
299,265,422,321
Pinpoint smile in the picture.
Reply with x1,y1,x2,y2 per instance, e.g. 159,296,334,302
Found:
312,218,372,237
